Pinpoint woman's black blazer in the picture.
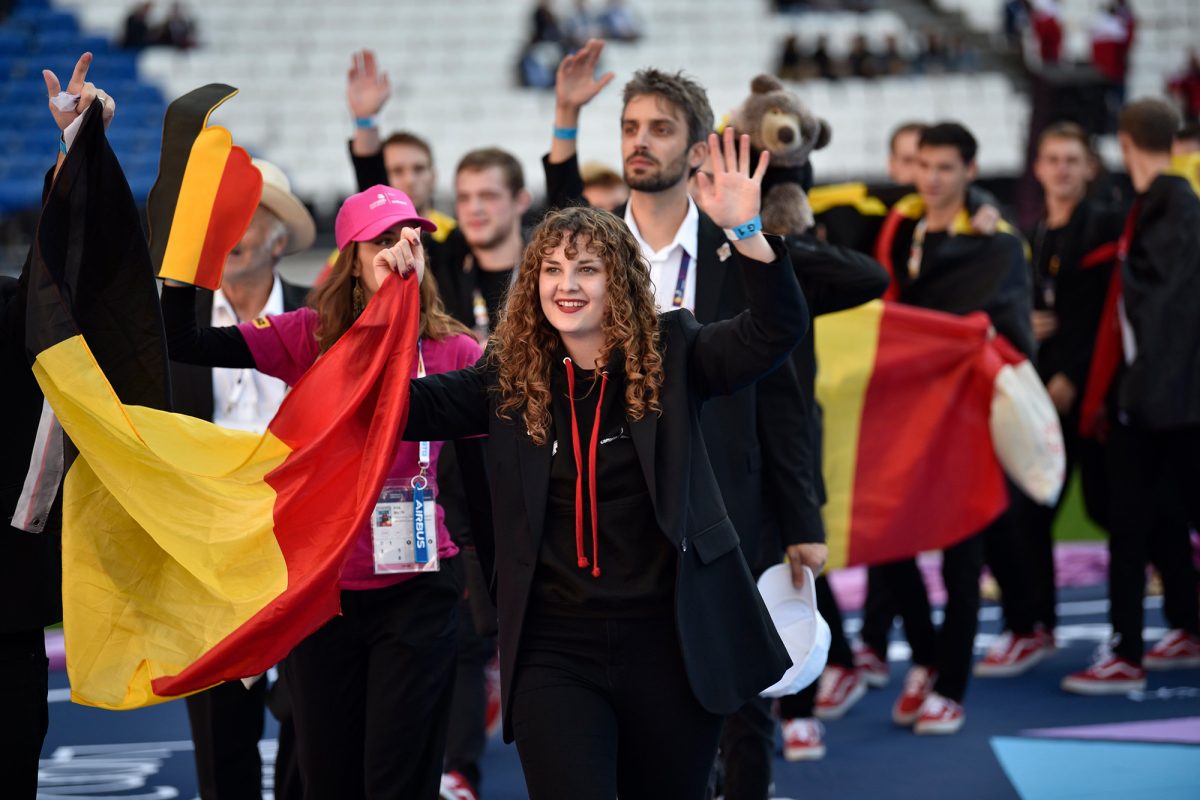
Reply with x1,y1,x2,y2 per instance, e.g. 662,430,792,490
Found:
404,237,809,742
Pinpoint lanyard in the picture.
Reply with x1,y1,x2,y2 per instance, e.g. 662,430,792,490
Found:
672,252,691,308
906,218,927,280
412,338,431,563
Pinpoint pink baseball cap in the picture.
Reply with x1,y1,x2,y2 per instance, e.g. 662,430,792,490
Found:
334,185,438,251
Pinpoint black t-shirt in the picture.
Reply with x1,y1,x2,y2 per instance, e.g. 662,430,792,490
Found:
475,268,513,331
1031,224,1063,312
533,359,674,614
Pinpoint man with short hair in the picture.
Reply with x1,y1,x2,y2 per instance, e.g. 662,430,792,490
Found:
174,159,313,800
975,123,1121,680
546,39,826,798
1062,99,1200,694
888,121,926,186
870,122,1033,735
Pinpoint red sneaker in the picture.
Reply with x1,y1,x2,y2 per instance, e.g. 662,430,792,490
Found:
484,654,502,738
1037,626,1057,653
913,693,965,735
892,665,936,726
1061,654,1146,695
853,642,890,688
781,717,826,761
439,771,478,800
814,665,867,720
1144,630,1200,670
974,631,1047,678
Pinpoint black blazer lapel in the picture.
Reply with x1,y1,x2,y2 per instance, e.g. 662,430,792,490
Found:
693,214,730,324
628,413,671,537
514,426,552,563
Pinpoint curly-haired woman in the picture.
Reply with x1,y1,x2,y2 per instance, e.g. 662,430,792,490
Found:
387,129,810,799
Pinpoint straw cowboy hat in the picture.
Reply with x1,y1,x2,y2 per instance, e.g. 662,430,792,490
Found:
252,158,316,254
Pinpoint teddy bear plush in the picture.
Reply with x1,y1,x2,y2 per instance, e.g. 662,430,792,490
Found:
730,74,831,235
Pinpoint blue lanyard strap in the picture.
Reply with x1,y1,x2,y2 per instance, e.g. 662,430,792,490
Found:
672,252,691,308
413,338,431,563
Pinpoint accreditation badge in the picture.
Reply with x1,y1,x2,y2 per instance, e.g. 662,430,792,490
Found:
371,477,440,574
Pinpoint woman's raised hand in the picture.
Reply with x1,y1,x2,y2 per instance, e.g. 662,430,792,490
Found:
372,227,426,288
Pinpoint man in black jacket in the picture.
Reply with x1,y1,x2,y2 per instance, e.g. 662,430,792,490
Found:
545,39,848,799
1063,99,1200,694
976,122,1122,679
870,123,1033,735
174,159,313,800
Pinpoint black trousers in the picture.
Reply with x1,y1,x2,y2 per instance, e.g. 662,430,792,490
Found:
281,568,459,800
1105,424,1200,663
777,576,855,721
443,587,495,793
511,608,722,800
0,628,48,799
860,568,896,660
873,525,989,703
185,672,302,800
995,417,1109,634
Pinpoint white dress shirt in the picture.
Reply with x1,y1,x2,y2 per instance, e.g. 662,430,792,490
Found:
625,196,700,313
211,276,288,433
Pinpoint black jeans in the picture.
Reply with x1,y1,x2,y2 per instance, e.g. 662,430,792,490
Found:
511,607,722,800
998,418,1109,634
1105,424,1199,663
281,568,459,799
874,527,988,703
0,628,48,800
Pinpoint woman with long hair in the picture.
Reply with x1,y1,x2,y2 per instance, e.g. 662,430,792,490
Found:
161,185,480,798
381,129,810,799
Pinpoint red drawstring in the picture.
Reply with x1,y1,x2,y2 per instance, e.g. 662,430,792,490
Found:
563,358,608,578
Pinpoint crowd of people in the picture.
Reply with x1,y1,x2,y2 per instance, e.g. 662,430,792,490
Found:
2,22,1200,800
118,1,197,50
776,30,980,83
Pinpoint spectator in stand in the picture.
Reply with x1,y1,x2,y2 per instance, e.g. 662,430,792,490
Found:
917,31,950,74
531,0,563,45
157,2,196,49
1167,49,1200,123
1028,0,1064,66
812,35,837,81
120,2,154,50
1062,99,1200,695
598,0,642,43
1004,0,1029,51
847,34,878,79
878,35,909,77
580,161,629,212
778,34,805,82
562,0,601,52
1090,2,1136,107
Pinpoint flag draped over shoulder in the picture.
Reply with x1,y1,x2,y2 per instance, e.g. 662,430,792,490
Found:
815,300,1017,571
147,84,262,291
29,104,421,709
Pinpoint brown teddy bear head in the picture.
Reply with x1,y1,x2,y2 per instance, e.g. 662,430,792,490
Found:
732,74,831,168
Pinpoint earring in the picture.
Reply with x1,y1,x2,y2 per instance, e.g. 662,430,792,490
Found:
352,280,366,316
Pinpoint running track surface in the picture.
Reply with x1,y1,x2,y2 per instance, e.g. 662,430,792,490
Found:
39,581,1200,798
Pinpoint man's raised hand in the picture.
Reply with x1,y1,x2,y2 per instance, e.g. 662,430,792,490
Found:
44,52,115,131
347,49,390,120
555,39,614,113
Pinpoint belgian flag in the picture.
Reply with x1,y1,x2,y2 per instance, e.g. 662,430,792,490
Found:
147,84,262,290
28,102,421,709
815,300,1024,570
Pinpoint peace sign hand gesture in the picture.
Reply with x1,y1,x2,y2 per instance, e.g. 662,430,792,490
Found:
43,52,115,133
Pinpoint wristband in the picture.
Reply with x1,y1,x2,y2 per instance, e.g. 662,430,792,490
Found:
724,215,763,241
59,136,68,156
354,116,377,130
553,126,578,140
